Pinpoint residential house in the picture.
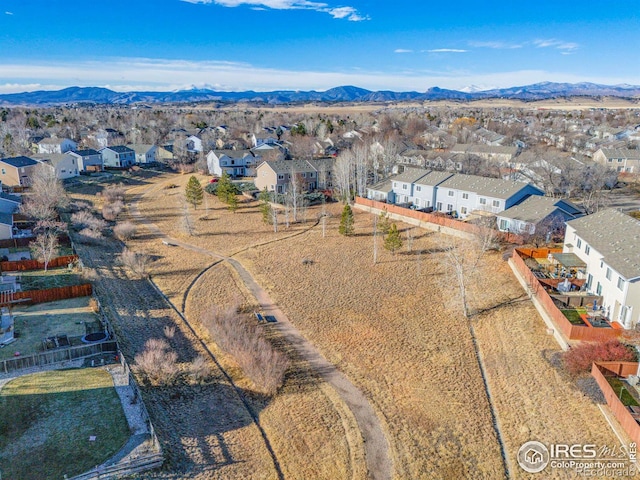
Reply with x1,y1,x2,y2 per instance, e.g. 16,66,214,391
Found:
186,135,203,154
450,144,519,164
306,158,334,190
434,174,544,218
37,137,77,154
156,145,174,163
128,144,159,164
254,160,318,194
496,195,583,234
252,133,279,148
366,180,395,203
91,128,125,148
207,150,257,178
252,143,286,162
100,146,136,169
411,171,456,210
593,148,640,173
386,167,432,205
0,191,21,214
0,213,13,240
0,156,40,187
563,209,640,329
68,149,103,172
33,153,80,180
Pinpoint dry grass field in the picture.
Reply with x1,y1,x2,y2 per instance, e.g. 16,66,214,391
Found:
78,170,621,478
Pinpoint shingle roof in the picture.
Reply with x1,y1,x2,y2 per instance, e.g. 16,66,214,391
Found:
0,213,13,226
567,209,640,280
368,179,393,193
0,192,21,204
414,170,455,187
127,144,155,155
263,160,315,174
71,149,100,156
0,156,39,168
438,173,540,200
499,196,581,224
599,148,640,160
392,167,431,184
451,144,518,155
101,146,134,154
212,149,253,159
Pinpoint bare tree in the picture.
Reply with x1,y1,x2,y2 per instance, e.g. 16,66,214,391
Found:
353,143,369,198
334,150,354,203
20,164,68,221
29,220,65,271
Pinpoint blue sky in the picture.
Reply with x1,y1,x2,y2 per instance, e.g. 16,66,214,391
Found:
0,0,638,93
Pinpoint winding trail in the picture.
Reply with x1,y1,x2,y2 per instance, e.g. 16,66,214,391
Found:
130,184,393,480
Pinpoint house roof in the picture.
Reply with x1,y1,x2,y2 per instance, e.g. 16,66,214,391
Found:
261,160,315,174
367,179,393,194
450,144,519,155
498,195,581,224
0,213,13,226
567,209,640,280
598,148,640,160
392,167,431,184
306,158,334,172
0,156,39,168
438,173,541,200
38,137,73,145
212,149,253,159
70,149,100,157
32,153,72,166
127,144,155,155
101,146,134,154
0,192,21,204
414,170,455,187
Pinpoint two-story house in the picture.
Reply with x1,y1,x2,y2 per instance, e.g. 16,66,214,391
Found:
68,149,103,172
100,146,136,169
593,148,640,173
563,209,640,329
254,160,318,194
207,150,257,178
434,174,544,218
0,156,40,187
33,153,80,180
128,144,159,164
496,195,583,234
37,137,77,154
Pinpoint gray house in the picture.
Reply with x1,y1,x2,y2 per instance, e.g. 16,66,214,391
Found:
100,146,136,169
496,196,583,234
68,149,103,172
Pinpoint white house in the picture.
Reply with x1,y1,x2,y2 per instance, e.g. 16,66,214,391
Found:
128,144,159,164
207,150,258,178
433,174,544,218
186,135,203,154
68,149,103,172
33,153,80,180
563,209,640,329
37,137,77,154
496,195,582,234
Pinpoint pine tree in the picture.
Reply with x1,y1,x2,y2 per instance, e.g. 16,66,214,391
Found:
259,188,272,224
339,204,354,236
227,191,238,212
384,223,402,254
378,208,391,234
185,176,204,209
216,172,233,203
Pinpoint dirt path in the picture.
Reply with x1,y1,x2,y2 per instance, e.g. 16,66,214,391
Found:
130,190,393,480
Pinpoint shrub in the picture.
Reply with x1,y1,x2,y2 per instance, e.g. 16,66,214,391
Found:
71,210,107,232
118,248,151,279
113,221,137,241
102,200,124,221
188,355,212,383
77,227,105,245
563,339,637,375
163,325,176,339
134,338,179,386
102,184,126,203
202,304,289,394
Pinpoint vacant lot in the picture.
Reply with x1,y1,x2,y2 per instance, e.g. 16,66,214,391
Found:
0,368,129,480
0,297,101,360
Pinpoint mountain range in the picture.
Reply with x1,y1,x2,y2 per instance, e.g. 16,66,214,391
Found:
1,82,639,106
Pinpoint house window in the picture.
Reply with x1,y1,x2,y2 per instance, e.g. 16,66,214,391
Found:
309,172,315,177
585,245,590,255
393,182,397,188
447,204,453,212
499,219,509,230
596,282,602,296
278,174,284,180
416,186,422,192
460,206,468,215
479,198,487,205
402,184,407,190
606,267,612,280
600,260,604,269
448,190,454,197
436,202,442,211
302,172,306,177
586,273,593,289
607,159,613,163
1,169,5,175
576,238,582,249
617,277,625,290
462,193,469,199
492,200,500,208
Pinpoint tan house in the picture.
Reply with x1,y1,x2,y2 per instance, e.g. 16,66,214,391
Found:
0,156,40,187
593,148,640,173
254,160,319,194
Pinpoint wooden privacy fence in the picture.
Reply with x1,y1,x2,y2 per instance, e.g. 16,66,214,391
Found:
592,362,640,445
11,283,93,305
0,341,117,374
511,249,621,342
354,196,523,243
0,255,78,272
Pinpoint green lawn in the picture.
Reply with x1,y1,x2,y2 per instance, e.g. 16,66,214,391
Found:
607,376,640,407
561,309,587,326
0,368,130,480
19,268,84,291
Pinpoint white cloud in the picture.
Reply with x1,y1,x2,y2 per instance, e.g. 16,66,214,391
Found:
0,58,636,94
533,39,579,51
469,41,523,49
427,49,467,53
181,0,368,20
394,49,413,54
5,11,13,15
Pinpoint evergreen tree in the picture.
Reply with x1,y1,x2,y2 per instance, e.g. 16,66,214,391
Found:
227,191,239,212
216,172,233,203
378,208,391,234
384,223,403,254
339,204,355,236
259,188,272,224
185,176,204,209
